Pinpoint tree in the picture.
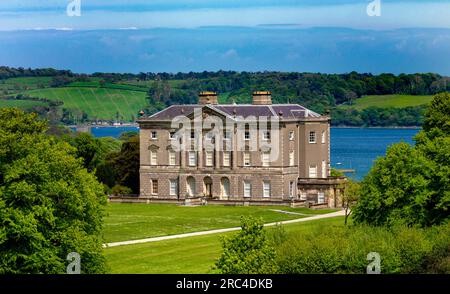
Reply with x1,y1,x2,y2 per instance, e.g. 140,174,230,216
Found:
0,108,106,273
72,132,101,172
352,93,450,227
215,216,277,274
422,92,450,139
340,180,360,225
96,134,139,194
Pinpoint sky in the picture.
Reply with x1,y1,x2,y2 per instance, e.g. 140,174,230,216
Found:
0,0,449,74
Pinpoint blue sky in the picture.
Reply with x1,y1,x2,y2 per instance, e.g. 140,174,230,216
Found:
0,1,449,74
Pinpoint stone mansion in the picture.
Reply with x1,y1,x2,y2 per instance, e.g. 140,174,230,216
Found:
137,91,345,207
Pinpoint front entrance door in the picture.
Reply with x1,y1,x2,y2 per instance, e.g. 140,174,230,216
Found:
204,177,213,197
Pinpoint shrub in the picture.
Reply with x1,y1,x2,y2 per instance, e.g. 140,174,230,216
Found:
110,185,133,196
215,216,278,274
276,223,450,274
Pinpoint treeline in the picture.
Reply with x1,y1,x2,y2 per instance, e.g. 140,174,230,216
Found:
144,71,449,114
332,106,426,127
0,66,73,80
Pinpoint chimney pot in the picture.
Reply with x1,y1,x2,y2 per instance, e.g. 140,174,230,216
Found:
199,91,218,105
252,91,272,105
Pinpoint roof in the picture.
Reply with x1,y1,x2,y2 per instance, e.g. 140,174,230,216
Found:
142,104,322,121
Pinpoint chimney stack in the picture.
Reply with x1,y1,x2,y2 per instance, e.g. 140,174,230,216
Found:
252,91,272,105
199,91,218,105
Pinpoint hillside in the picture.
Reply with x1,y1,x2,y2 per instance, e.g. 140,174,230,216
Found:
339,94,433,110
0,67,449,126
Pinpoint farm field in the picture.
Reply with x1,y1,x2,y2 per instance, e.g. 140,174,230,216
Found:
0,76,53,94
23,87,148,121
340,94,433,110
104,215,345,274
103,203,337,243
0,98,48,109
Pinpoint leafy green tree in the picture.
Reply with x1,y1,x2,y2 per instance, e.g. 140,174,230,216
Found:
73,132,101,172
353,93,450,227
422,92,450,139
340,180,360,225
0,108,107,273
215,216,277,274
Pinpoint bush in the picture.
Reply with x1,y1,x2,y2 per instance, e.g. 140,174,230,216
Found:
276,223,450,274
110,185,133,196
215,216,278,274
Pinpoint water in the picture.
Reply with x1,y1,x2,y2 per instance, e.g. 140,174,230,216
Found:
89,126,420,181
331,128,420,180
90,126,139,138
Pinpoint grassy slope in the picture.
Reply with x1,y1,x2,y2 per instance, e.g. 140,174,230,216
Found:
340,94,433,110
0,99,48,109
104,216,345,274
103,203,337,243
23,87,148,121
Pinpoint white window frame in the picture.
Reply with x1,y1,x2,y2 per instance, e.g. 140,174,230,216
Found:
244,131,250,141
223,152,230,167
244,181,251,198
262,131,270,141
151,131,157,140
318,192,325,204
263,181,271,198
150,150,157,165
262,151,270,167
188,151,196,166
169,180,178,196
321,131,326,144
309,164,317,178
169,150,176,166
151,179,158,195
309,131,316,144
205,151,213,166
289,151,295,166
243,151,251,166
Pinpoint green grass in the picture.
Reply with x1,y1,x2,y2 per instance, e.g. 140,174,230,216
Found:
103,203,337,243
340,94,433,110
0,99,49,109
0,77,53,95
22,87,148,121
104,216,345,274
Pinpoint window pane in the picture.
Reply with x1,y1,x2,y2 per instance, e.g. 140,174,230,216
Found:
309,131,316,143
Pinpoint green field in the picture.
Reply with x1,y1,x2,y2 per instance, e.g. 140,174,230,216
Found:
0,99,49,109
104,215,344,273
103,203,337,243
0,77,53,94
341,94,433,110
23,87,148,121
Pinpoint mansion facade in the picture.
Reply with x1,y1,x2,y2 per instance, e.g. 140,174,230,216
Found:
137,91,345,207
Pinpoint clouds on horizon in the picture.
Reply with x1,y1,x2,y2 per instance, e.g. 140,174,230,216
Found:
1,27,449,75
0,1,450,30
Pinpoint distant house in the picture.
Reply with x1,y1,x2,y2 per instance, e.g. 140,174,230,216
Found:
137,91,345,207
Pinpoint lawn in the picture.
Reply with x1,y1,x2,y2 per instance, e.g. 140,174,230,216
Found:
104,216,345,274
340,94,433,110
103,203,337,243
23,87,148,121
